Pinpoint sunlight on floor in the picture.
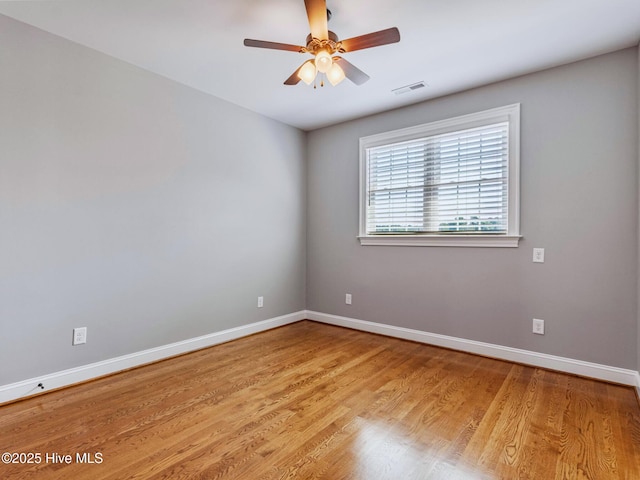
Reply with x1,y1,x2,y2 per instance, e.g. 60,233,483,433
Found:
353,418,494,480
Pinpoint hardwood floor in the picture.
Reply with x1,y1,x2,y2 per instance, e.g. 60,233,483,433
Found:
2,320,639,479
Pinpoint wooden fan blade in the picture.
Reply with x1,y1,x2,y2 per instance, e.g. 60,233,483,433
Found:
304,0,328,40
333,57,370,85
284,61,308,85
244,39,304,52
340,27,400,52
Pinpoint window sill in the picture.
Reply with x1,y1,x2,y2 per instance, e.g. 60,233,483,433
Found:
358,234,522,248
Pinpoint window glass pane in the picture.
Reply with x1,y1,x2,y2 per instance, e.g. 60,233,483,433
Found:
366,122,509,235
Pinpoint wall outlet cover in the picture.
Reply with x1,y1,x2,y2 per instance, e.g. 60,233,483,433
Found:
73,327,87,345
533,248,545,263
532,318,545,335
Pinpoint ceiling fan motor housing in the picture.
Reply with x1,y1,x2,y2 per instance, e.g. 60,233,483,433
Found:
304,31,344,56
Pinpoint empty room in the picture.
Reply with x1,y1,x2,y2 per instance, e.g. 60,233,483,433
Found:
1,0,640,479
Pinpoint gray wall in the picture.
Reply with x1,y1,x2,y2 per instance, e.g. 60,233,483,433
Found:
307,48,639,369
0,15,307,385
1,13,638,387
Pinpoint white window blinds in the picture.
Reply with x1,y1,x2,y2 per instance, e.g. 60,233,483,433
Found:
365,122,509,235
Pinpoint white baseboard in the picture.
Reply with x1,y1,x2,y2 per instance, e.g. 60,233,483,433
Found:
0,311,305,405
3,310,638,405
306,310,640,388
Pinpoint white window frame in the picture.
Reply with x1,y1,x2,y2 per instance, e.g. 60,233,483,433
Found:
358,104,521,247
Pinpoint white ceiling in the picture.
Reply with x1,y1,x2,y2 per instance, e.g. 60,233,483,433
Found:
1,0,639,131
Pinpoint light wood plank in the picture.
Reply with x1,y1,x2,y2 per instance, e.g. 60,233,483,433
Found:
1,321,639,479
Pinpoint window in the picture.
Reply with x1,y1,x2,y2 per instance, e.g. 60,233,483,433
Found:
359,104,521,247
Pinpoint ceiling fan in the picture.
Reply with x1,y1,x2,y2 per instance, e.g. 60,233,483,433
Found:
243,0,400,87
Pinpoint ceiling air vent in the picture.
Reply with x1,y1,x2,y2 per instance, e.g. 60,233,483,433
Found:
392,81,427,95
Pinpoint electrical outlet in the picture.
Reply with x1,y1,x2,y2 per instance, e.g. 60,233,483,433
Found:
72,327,87,345
345,293,352,305
533,248,545,263
257,296,264,308
532,318,545,335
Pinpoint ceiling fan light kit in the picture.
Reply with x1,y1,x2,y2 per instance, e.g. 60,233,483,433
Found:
326,61,346,86
314,49,332,73
243,0,400,88
298,60,317,85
